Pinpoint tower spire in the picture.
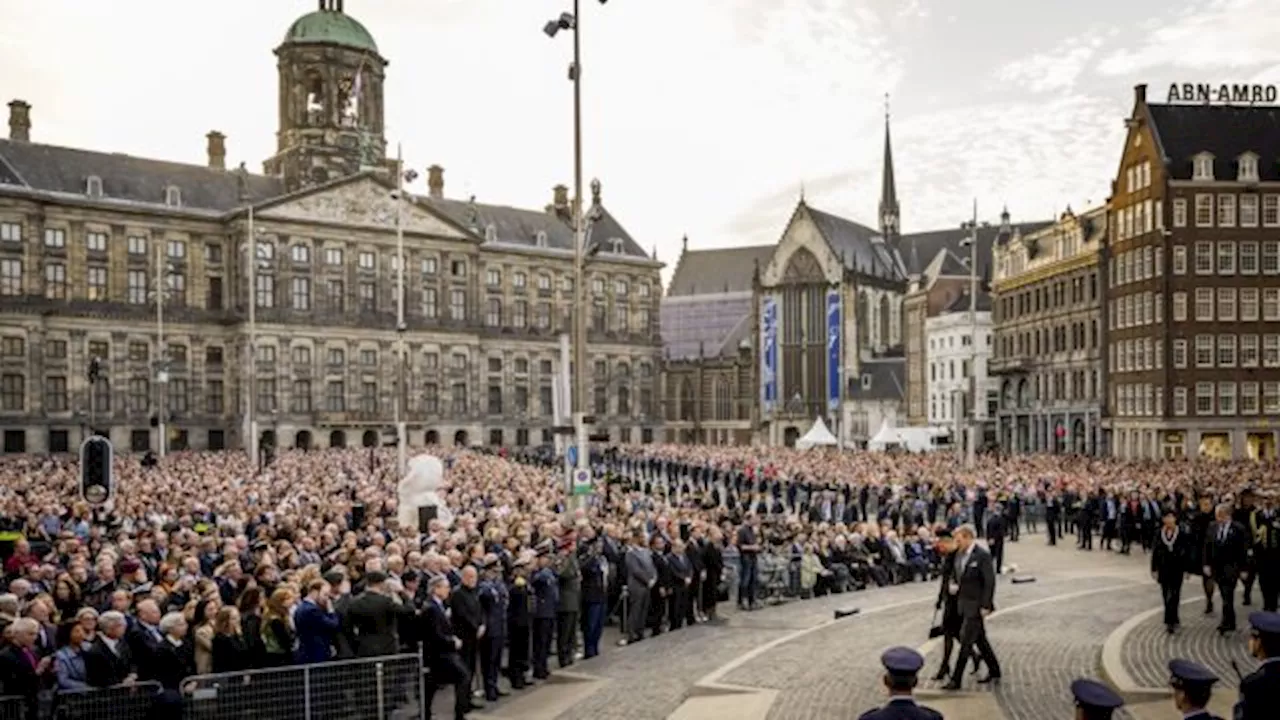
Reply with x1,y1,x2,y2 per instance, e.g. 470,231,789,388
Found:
879,92,900,244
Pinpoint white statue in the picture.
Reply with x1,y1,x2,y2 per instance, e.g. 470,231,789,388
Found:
397,453,453,531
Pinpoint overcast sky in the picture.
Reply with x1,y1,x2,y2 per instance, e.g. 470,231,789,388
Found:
4,0,1279,277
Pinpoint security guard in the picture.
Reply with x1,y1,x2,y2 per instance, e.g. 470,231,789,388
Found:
1070,678,1124,720
857,647,943,720
1236,611,1280,720
1168,658,1223,719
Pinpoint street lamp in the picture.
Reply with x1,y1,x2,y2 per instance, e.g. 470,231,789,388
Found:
149,246,181,459
390,148,417,479
959,200,980,468
545,0,612,510
243,209,272,469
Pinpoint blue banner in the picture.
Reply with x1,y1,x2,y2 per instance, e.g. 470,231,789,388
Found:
761,296,777,411
826,290,841,412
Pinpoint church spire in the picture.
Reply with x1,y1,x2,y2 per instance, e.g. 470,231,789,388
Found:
879,93,900,243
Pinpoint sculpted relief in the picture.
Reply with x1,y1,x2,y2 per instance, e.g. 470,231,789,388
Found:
260,178,468,239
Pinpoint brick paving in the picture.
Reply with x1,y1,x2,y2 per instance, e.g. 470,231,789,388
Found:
1120,580,1260,690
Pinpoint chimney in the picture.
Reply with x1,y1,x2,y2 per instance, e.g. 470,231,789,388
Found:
1134,84,1147,105
553,184,569,211
8,100,30,142
427,165,444,199
205,131,226,171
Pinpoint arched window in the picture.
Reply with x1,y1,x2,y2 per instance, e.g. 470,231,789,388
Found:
857,290,870,351
679,379,696,421
879,295,891,348
714,377,731,420
304,71,325,125
617,385,631,415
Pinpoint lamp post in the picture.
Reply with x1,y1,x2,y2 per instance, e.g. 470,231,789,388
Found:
392,148,417,479
150,245,180,459
545,0,611,510
959,201,980,468
244,208,271,469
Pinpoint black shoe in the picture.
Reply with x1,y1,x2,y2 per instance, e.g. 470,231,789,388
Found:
1204,604,1214,615
976,675,1002,684
931,665,950,681
941,681,962,691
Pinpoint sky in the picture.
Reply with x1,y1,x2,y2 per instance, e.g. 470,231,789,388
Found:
4,0,1280,282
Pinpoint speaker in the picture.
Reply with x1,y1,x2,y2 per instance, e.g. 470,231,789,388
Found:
350,503,366,530
418,505,438,533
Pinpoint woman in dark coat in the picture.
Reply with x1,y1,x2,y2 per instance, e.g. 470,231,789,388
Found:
701,527,725,621
210,607,253,673
930,530,981,681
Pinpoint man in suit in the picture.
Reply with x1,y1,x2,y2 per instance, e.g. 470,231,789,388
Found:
295,579,341,664
1203,503,1249,634
1151,509,1189,634
942,524,1002,690
343,571,415,658
623,530,656,644
985,507,1007,575
84,610,136,687
449,566,483,706
421,575,471,720
125,598,164,682
1236,611,1280,720
857,647,943,720
1167,658,1223,720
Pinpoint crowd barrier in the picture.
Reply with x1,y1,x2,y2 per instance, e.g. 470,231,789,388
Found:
180,652,424,720
0,696,26,720
54,682,163,720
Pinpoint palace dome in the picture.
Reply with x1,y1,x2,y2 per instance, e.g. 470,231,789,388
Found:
282,8,378,53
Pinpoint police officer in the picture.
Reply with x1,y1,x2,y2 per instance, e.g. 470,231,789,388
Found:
1069,678,1124,720
506,555,533,690
1167,658,1223,719
857,647,942,720
1236,611,1280,720
477,556,508,703
529,542,559,681
1250,491,1280,612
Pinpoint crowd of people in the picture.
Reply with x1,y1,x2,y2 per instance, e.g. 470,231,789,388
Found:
0,442,1276,719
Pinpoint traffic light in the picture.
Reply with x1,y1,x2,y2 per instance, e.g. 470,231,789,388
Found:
80,436,114,506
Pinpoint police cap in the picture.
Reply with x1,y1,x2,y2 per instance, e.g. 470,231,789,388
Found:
880,647,924,678
1070,679,1123,712
1249,610,1280,638
1168,658,1218,691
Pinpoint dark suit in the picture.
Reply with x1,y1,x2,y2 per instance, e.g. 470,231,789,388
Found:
1150,526,1188,629
985,515,1007,575
1235,660,1280,720
857,696,944,719
343,590,415,658
1204,520,1249,631
422,599,470,720
449,585,483,687
84,636,135,687
0,645,39,720
948,544,1002,685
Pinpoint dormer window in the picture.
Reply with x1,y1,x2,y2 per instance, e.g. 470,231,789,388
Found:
85,175,103,198
1238,153,1260,182
1192,153,1215,182
535,230,547,247
165,186,182,207
609,238,623,254
861,373,872,390
484,224,497,243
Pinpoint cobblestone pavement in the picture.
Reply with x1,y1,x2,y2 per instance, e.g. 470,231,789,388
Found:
1120,580,1259,690
468,537,1192,720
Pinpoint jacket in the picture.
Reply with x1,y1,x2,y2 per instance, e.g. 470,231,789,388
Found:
342,590,415,658
952,545,997,618
294,599,341,665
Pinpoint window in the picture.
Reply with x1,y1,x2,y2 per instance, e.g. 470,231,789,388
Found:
537,273,551,291
358,251,375,270
0,374,23,411
513,271,527,289
1241,242,1259,274
1241,335,1259,367
450,289,466,321
128,378,149,413
1266,196,1280,226
1194,155,1215,181
1195,194,1214,227
615,304,629,332
325,248,343,265
1241,195,1259,227
326,279,344,313
424,352,439,370
1194,242,1213,274
1171,386,1187,416
0,222,21,243
1266,382,1280,414
539,385,553,416
1240,155,1259,182
1241,382,1259,415
535,302,551,329
43,228,66,248
360,349,378,366
44,376,67,412
86,267,108,301
1219,382,1237,415
1218,242,1236,274
422,257,438,275
1241,288,1259,321
486,268,501,287
1266,289,1280,321
167,273,186,305
44,263,67,299
1266,242,1280,274
86,231,107,252
290,244,310,264
422,287,438,319
128,235,147,255
513,300,527,328
1266,335,1280,368
1218,288,1237,321
206,380,224,414
1195,288,1214,321
256,378,278,413
0,259,22,297
166,239,185,259
1172,339,1187,368
358,281,375,312
205,243,223,264
291,277,311,310
487,385,503,415
451,382,468,415
1218,194,1236,227
1172,246,1187,275
592,278,605,296
326,381,345,412
1172,292,1187,321
1195,334,1214,367
288,379,311,413
422,383,439,414
1217,334,1236,367
254,345,274,364
327,348,345,366
128,342,148,362
1195,382,1214,415
165,186,182,207
450,260,467,278
615,279,629,296
255,275,274,308
485,298,501,327
1172,199,1187,228
452,353,468,371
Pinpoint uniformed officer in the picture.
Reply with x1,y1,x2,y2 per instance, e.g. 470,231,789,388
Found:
1168,658,1223,719
1235,611,1280,720
1070,678,1124,720
477,556,509,703
857,647,943,720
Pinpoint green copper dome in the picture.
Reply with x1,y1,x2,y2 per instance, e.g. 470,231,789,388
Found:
283,9,378,53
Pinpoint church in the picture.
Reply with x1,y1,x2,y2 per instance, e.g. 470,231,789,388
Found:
0,1,663,455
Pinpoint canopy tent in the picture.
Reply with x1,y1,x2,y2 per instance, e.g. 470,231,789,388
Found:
867,420,899,451
868,421,945,453
796,416,839,450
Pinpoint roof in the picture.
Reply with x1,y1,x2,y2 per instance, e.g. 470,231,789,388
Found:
805,204,905,281
0,139,283,212
1147,102,1280,181
667,244,774,296
423,196,652,260
847,358,906,402
901,221,1051,280
283,8,379,53
941,286,991,314
660,292,754,360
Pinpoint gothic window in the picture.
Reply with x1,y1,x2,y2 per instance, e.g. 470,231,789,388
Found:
879,295,892,348
714,377,731,420
679,378,696,421
857,291,870,350
782,247,824,284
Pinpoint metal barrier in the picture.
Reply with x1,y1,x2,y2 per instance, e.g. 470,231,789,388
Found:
0,696,27,720
53,682,163,720
181,653,425,720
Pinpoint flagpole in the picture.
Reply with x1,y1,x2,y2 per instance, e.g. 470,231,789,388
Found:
394,144,407,477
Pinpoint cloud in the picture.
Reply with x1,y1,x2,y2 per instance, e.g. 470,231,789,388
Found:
1098,0,1280,75
994,33,1107,93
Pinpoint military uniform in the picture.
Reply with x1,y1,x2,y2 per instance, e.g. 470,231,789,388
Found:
857,647,943,720
1168,658,1224,720
1235,611,1280,720
1070,677,1123,719
478,570,509,702
1249,497,1280,611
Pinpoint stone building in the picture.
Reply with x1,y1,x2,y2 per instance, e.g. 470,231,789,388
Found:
0,2,662,455
1103,84,1280,460
924,288,997,444
990,206,1107,454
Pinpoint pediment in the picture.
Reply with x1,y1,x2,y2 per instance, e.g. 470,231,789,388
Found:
761,206,842,287
258,177,470,240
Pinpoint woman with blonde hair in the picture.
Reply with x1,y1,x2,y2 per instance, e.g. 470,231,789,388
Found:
211,606,252,673
260,587,297,667
190,598,219,675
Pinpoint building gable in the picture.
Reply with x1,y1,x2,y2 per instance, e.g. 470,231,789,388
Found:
761,204,844,287
256,174,472,240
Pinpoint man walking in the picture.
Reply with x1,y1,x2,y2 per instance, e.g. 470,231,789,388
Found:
1151,509,1189,634
942,524,1001,691
1204,503,1248,634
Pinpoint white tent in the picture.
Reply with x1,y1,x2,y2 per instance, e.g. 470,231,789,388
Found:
867,420,944,453
867,420,899,451
796,416,839,450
